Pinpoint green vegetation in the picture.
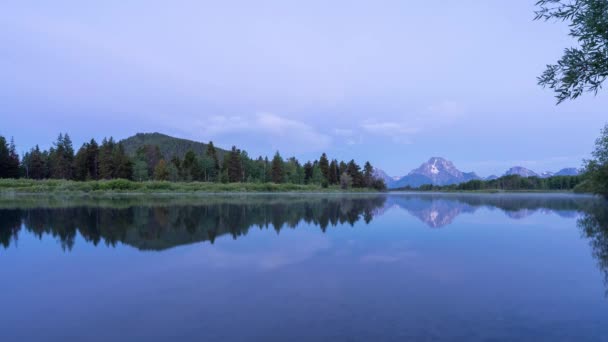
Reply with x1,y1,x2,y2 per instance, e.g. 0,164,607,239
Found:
394,174,586,193
582,123,608,197
0,132,386,192
535,0,608,104
0,179,382,194
120,132,229,161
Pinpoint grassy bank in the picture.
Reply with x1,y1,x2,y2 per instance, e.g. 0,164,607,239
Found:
0,179,382,195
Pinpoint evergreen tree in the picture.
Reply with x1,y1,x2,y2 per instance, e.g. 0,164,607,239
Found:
73,139,99,181
86,139,99,179
113,143,133,179
346,160,363,187
6,138,20,178
0,136,9,178
74,144,90,181
319,153,329,181
264,156,271,182
363,161,374,187
329,159,339,185
98,138,116,179
49,133,74,179
271,151,284,183
24,145,47,179
227,146,243,182
182,150,201,181
205,141,220,181
303,161,314,184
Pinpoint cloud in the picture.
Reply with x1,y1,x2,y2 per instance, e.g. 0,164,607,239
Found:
427,100,466,119
190,113,332,151
333,128,354,137
360,120,419,144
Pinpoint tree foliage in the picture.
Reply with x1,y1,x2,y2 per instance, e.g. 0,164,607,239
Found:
535,0,608,103
584,123,608,196
3,133,385,190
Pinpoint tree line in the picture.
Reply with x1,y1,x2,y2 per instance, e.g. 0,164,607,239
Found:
403,174,587,192
0,134,386,190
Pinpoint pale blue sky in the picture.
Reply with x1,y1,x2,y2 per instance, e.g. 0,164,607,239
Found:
1,0,606,176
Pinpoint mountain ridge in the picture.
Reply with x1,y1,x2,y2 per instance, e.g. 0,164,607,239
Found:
377,158,580,189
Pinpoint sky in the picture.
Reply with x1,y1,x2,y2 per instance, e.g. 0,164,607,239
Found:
1,0,606,177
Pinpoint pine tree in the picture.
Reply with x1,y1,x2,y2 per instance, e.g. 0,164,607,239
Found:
6,138,20,178
74,143,90,181
98,138,116,179
206,141,220,182
329,160,338,185
227,146,242,182
346,160,363,187
26,145,46,179
113,143,133,179
271,151,284,183
363,161,374,187
0,136,9,178
303,161,314,184
49,133,74,179
73,139,99,180
319,153,329,181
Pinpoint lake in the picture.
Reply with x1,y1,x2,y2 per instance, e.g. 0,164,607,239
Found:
1,193,608,341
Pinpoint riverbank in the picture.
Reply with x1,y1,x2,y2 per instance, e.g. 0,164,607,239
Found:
0,179,383,194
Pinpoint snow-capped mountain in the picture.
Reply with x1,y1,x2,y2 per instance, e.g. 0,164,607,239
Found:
391,157,480,188
540,171,554,178
504,166,539,178
375,160,580,189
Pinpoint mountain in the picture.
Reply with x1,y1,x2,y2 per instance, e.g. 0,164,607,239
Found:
373,168,395,187
555,168,579,176
540,171,554,178
485,175,498,181
504,166,539,178
391,157,480,188
120,132,229,160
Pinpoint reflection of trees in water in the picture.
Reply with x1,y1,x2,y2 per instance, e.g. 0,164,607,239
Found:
577,198,608,293
0,196,387,251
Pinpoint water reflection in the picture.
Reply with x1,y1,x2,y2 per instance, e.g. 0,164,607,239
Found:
0,195,386,251
387,193,592,227
577,199,608,293
2,193,606,250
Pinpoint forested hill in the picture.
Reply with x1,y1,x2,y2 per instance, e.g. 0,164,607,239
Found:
120,132,228,161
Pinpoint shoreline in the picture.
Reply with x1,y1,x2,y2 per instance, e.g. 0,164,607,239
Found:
0,179,384,195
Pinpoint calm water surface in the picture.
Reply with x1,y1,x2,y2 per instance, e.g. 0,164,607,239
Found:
1,193,608,341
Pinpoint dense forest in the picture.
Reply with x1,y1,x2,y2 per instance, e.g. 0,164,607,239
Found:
0,133,386,190
396,174,587,192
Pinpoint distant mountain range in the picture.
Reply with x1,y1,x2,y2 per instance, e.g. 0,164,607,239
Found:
377,157,580,189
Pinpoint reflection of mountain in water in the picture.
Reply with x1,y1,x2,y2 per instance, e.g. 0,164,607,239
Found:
388,193,598,228
1,193,604,250
387,196,476,228
0,195,386,251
